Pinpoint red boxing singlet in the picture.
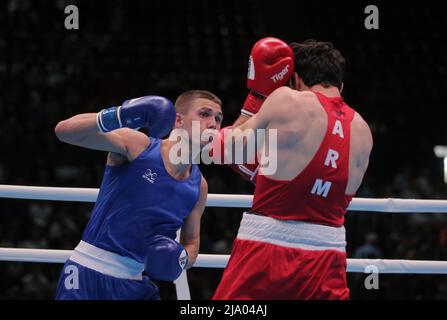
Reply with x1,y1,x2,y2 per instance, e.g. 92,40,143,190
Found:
251,92,356,227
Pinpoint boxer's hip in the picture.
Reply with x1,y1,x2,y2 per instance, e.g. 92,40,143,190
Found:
69,240,144,280
213,213,349,300
55,241,160,300
237,212,346,252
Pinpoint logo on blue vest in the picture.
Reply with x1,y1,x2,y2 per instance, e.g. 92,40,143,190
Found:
142,169,157,184
179,249,189,269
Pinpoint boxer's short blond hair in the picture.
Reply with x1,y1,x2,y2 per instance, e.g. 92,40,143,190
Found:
175,90,222,115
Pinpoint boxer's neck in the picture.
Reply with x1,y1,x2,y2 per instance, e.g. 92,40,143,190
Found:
161,140,192,180
308,84,341,98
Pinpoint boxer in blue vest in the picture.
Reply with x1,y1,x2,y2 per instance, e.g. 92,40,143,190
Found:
54,90,223,299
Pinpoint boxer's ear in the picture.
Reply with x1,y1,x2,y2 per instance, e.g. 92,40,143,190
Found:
288,72,299,90
340,82,344,93
174,113,184,129
294,73,306,91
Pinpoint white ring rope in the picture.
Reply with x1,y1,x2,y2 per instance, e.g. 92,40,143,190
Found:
0,248,446,274
1,184,447,212
1,184,447,276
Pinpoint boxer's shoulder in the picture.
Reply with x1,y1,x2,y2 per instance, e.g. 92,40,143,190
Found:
282,89,320,121
351,112,373,148
259,87,316,128
105,129,151,164
352,112,372,136
271,87,316,109
263,87,304,112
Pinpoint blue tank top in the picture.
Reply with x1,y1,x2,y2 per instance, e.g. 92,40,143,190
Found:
81,138,202,263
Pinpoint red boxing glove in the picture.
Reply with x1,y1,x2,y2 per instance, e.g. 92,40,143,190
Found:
241,37,295,117
209,126,232,165
229,162,260,185
210,127,260,185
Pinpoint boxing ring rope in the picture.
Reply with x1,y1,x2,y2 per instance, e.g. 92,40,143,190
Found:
2,184,447,212
1,248,447,274
1,184,447,299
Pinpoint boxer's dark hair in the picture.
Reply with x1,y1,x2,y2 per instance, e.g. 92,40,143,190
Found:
289,40,345,90
175,90,222,115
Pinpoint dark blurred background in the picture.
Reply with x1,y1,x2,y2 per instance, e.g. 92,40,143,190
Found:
1,0,447,299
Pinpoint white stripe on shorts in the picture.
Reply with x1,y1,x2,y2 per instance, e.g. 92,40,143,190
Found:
237,212,346,253
69,241,144,280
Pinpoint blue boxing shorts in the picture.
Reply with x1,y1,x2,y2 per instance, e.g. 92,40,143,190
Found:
55,241,160,300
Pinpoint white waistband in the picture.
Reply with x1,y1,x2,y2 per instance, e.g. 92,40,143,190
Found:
69,241,144,280
237,213,346,253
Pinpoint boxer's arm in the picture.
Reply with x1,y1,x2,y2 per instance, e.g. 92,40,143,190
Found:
223,38,293,182
180,176,208,269
232,114,251,127
55,96,174,161
54,113,149,161
237,87,293,131
222,87,293,163
356,113,373,171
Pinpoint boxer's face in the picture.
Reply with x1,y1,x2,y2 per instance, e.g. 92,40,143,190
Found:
177,98,223,148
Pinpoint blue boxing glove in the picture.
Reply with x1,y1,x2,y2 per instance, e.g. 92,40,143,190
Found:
96,96,176,138
144,235,189,281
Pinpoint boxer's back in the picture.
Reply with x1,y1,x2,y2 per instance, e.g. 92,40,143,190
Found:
264,89,371,192
253,87,372,226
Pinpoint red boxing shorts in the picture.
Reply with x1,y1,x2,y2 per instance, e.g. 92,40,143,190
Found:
212,213,349,300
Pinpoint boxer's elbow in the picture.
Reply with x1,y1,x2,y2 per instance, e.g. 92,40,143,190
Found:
54,119,83,144
54,120,71,142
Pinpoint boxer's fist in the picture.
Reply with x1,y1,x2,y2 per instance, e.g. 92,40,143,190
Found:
209,126,232,164
247,37,295,96
242,37,295,117
210,127,260,184
97,96,176,138
144,235,189,281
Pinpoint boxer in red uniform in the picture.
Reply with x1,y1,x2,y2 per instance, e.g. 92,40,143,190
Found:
212,39,373,299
